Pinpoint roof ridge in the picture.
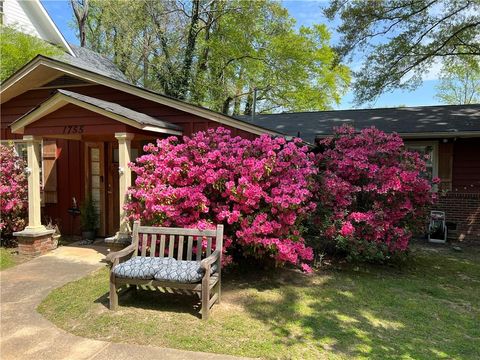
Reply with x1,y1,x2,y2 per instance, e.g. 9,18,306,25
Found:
249,103,480,116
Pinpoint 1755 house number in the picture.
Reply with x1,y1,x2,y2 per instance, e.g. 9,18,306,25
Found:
63,125,84,134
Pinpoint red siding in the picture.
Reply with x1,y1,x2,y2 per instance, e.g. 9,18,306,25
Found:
1,85,258,140
42,139,85,235
1,83,260,236
23,104,129,136
452,138,480,191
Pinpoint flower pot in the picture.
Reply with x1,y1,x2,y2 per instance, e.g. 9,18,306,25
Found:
52,234,61,249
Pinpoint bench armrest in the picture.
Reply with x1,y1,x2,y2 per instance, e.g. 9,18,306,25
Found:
200,250,221,271
105,244,136,266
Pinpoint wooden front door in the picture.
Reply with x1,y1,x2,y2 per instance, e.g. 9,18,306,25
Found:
107,142,120,236
85,142,106,237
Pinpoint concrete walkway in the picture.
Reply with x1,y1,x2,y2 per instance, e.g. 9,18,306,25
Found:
0,244,245,360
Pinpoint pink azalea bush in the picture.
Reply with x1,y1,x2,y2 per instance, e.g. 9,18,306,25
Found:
0,143,27,244
313,126,438,261
125,127,317,269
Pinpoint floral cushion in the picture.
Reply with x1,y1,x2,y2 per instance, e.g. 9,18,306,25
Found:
154,260,218,283
112,256,175,279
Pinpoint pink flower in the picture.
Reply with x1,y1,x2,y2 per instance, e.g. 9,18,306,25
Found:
340,221,355,237
301,263,313,273
124,127,317,269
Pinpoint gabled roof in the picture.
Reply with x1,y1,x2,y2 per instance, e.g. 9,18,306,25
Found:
11,89,183,135
1,55,284,138
238,104,480,142
58,45,130,83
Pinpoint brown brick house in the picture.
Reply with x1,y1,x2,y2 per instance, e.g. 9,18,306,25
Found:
243,106,480,241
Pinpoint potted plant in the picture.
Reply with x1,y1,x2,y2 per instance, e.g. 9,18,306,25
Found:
80,197,98,241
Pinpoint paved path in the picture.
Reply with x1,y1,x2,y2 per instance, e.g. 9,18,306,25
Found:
0,244,245,360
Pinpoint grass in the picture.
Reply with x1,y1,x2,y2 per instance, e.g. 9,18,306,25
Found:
0,247,17,270
38,243,480,359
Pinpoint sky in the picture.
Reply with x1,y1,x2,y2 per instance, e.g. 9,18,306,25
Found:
41,0,442,110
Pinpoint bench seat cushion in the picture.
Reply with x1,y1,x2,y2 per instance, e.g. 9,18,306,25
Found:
154,260,218,283
113,257,175,279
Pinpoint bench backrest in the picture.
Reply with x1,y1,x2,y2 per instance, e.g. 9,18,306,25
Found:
131,221,224,262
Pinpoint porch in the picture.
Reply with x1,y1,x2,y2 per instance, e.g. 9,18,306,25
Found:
11,89,182,249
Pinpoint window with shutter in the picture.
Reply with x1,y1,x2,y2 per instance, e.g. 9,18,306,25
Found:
438,142,453,191
42,140,58,204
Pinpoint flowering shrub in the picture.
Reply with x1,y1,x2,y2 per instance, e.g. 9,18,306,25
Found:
313,126,437,261
0,143,27,244
125,127,317,269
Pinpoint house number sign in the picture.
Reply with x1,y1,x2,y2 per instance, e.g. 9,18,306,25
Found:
63,125,84,134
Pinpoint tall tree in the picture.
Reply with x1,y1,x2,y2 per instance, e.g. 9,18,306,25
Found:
0,26,63,82
78,0,350,114
325,0,480,104
70,0,89,47
436,55,480,104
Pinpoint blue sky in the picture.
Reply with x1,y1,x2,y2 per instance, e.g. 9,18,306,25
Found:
41,0,442,110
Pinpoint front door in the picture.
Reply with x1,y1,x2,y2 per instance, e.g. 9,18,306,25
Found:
85,142,106,237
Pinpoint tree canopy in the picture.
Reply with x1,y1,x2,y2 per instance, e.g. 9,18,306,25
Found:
0,26,63,83
74,0,350,115
325,0,480,104
435,55,480,104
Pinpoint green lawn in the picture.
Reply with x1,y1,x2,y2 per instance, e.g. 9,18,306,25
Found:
0,247,16,270
38,244,480,359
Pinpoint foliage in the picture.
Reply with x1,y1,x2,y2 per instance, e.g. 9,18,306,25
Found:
436,55,480,104
125,127,317,269
313,126,437,261
0,143,27,244
80,197,98,231
0,26,63,83
324,0,480,104
79,0,350,114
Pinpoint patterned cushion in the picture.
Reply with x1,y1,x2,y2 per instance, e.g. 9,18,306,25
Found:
154,260,218,283
112,257,176,279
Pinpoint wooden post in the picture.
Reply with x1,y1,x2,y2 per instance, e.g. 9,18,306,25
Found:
23,135,46,233
115,133,134,240
201,264,210,321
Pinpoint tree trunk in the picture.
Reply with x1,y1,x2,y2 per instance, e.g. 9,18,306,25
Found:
71,0,89,47
222,97,232,115
179,0,201,99
244,88,253,115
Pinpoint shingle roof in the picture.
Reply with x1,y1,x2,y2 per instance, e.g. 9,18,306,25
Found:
56,45,130,83
56,89,182,131
238,104,480,143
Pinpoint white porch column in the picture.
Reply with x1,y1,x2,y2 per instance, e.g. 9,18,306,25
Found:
115,132,134,239
23,135,46,233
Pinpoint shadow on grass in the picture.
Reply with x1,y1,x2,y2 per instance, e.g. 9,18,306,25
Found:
95,286,201,318
89,245,479,358
225,246,480,359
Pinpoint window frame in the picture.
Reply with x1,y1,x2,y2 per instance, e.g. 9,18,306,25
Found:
1,139,45,188
404,140,439,180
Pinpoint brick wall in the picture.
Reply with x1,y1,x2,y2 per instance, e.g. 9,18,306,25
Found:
431,192,480,241
17,233,54,257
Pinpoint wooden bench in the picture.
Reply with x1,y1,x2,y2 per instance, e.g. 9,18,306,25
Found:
106,221,224,320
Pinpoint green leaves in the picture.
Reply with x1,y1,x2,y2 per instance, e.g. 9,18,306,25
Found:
0,26,63,83
80,0,350,114
435,55,480,104
325,0,480,104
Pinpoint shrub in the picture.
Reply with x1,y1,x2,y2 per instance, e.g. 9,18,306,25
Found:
125,127,317,269
313,126,437,262
0,143,28,245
